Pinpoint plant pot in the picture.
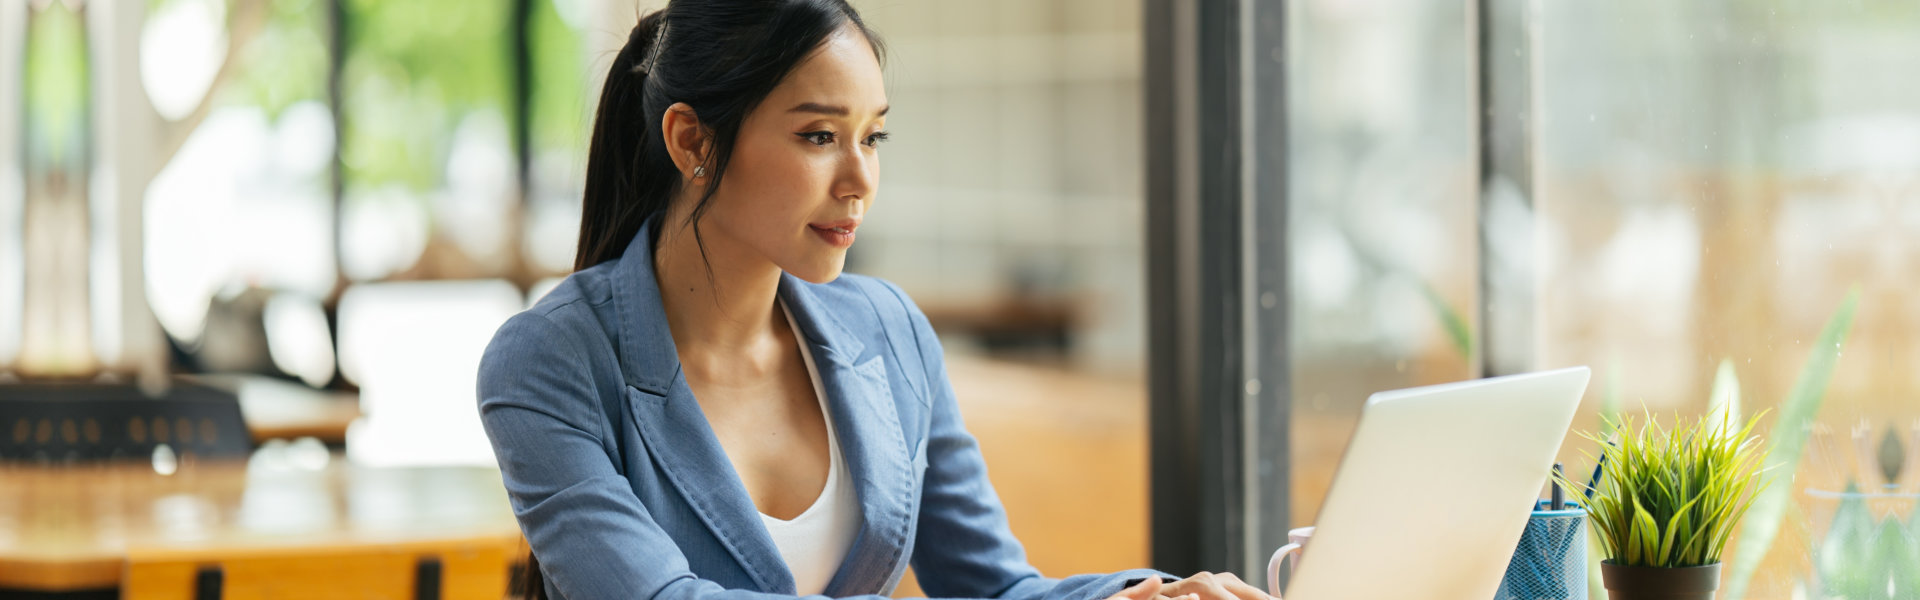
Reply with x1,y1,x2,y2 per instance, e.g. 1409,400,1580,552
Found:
1600,562,1721,600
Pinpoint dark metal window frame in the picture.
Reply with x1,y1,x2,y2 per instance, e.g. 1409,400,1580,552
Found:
1146,0,1529,587
1144,0,1291,585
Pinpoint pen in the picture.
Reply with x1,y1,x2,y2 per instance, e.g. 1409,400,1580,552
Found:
1583,433,1619,504
1583,453,1607,503
1550,463,1564,510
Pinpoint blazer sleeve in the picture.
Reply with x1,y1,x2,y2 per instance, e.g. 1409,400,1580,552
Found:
479,312,900,600
872,280,1174,600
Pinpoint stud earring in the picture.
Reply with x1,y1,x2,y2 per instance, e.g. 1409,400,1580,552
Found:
693,166,706,178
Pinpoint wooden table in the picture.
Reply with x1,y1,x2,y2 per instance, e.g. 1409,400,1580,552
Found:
0,454,522,598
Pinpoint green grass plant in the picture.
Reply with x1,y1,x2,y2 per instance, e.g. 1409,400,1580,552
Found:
1554,410,1773,568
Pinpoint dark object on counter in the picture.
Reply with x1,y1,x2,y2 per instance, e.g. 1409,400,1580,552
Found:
195,566,223,600
0,381,250,463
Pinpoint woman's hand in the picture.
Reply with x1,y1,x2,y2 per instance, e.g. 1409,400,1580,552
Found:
1158,571,1276,600
1104,575,1199,600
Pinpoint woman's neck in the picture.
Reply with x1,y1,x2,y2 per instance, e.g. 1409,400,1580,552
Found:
651,211,787,372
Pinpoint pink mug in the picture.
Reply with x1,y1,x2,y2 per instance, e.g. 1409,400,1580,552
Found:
1264,526,1315,597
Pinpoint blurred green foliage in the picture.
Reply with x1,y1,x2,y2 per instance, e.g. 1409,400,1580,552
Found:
334,0,588,192
1813,484,1920,599
116,0,591,194
528,0,587,158
340,0,512,191
224,0,331,120
24,1,89,169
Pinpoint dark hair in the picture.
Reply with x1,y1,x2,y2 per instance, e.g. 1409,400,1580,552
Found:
571,0,886,272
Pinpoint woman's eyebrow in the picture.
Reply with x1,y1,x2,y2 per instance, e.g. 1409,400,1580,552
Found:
788,102,890,117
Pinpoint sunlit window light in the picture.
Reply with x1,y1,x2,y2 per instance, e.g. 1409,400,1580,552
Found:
0,2,25,371
263,292,335,388
337,280,521,467
522,195,579,274
0,165,21,370
88,158,122,367
437,109,516,266
144,105,337,346
340,187,430,282
138,0,226,122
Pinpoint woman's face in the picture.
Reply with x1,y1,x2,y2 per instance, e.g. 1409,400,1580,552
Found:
697,25,887,284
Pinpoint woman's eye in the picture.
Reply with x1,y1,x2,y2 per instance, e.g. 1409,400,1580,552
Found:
799,131,835,146
863,131,891,147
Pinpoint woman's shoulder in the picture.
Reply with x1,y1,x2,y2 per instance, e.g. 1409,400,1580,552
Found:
482,267,621,374
529,262,619,317
476,269,627,439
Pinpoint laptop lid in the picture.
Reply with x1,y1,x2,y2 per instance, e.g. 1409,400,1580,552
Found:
1283,366,1591,600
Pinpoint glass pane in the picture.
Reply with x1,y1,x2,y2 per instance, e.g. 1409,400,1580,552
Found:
1538,1,1920,596
17,0,91,375
0,1,22,370
1284,0,1477,530
339,0,516,281
522,0,591,276
140,0,336,384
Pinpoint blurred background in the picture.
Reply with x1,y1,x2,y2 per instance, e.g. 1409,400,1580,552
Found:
2,0,1918,598
2,0,1151,597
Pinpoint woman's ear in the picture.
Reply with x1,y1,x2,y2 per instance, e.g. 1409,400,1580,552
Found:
661,102,713,182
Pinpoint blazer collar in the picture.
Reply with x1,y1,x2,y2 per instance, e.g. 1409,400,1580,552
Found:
613,218,916,594
609,218,678,395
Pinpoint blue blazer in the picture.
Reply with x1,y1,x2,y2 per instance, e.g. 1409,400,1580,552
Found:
477,218,1164,600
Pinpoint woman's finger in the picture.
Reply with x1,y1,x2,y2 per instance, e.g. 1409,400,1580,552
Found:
1196,573,1235,600
1105,576,1162,600
1210,572,1274,600
1161,572,1238,600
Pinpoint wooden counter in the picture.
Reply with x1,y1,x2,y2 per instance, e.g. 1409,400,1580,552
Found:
0,454,520,597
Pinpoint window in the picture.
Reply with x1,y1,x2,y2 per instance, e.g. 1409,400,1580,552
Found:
1537,2,1920,596
338,0,517,282
1149,1,1920,596
141,0,336,381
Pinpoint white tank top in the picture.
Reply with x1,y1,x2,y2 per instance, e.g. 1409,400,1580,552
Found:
759,300,861,595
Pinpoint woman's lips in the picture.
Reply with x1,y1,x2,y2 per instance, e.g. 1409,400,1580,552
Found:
809,222,857,249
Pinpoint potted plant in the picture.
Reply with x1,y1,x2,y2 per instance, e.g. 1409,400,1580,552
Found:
1553,411,1772,600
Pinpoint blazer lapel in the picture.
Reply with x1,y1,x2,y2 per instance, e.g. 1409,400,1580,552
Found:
626,382,795,593
612,220,792,593
780,276,920,596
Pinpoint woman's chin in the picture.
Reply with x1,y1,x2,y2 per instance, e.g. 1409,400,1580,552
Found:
784,257,847,284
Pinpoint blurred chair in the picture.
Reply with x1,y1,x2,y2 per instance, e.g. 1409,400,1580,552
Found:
123,538,512,600
0,381,249,463
176,287,340,390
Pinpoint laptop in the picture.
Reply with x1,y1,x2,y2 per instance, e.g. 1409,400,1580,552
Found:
1282,366,1591,600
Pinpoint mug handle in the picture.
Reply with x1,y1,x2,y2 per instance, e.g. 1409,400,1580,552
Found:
1266,543,1303,598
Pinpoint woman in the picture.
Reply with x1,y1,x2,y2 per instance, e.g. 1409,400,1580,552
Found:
477,2,1274,600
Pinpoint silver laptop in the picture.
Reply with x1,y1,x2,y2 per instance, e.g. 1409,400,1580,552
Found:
1283,366,1591,600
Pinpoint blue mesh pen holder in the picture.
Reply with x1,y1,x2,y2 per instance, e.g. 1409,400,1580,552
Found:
1493,500,1588,600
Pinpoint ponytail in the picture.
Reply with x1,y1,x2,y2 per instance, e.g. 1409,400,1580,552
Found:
572,10,673,272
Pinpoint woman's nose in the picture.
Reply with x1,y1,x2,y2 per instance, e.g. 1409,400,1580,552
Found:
835,148,877,202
